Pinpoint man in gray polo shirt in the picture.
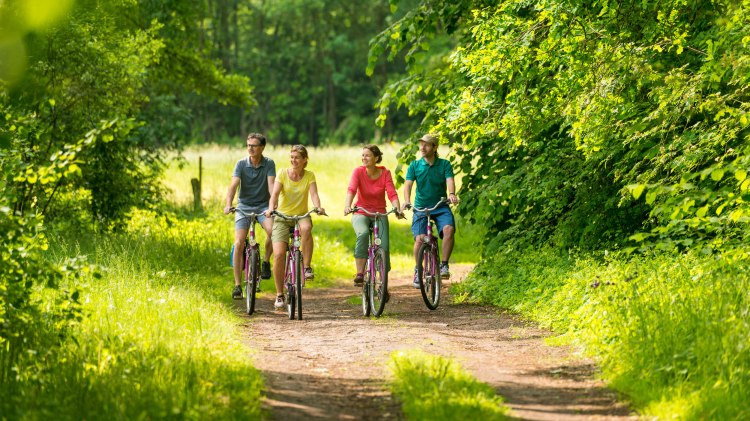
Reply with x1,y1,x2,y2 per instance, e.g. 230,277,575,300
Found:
224,133,276,300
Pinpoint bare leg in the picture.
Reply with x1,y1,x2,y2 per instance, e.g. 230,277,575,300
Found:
413,235,425,264
272,242,288,295
261,218,274,263
441,225,455,262
299,219,313,268
233,228,248,286
355,258,366,274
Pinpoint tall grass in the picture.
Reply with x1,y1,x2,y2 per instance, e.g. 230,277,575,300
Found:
2,209,265,420
388,350,509,420
456,247,750,419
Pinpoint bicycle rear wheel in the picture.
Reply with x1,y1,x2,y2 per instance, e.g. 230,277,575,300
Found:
417,242,440,310
245,248,259,315
361,258,371,316
369,248,388,317
294,250,303,320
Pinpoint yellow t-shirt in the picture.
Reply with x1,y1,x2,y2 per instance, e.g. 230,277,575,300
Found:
277,168,316,216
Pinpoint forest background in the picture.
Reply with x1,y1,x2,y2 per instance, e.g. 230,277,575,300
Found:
2,0,749,419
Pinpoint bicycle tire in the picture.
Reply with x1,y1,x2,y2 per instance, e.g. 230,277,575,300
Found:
286,253,296,320
369,248,388,317
287,284,295,320
246,247,259,315
294,250,303,320
417,242,440,310
361,258,371,317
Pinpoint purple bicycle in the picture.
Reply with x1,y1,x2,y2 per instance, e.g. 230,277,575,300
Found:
346,206,401,317
272,208,326,320
406,198,450,310
230,208,263,315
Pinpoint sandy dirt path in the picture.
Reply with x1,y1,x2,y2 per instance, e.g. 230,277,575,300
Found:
236,264,635,420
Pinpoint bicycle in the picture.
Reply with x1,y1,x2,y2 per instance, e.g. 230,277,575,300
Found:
229,208,264,315
272,208,326,320
405,198,451,310
346,206,401,317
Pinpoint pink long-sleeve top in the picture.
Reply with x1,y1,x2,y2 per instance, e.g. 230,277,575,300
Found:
347,166,399,214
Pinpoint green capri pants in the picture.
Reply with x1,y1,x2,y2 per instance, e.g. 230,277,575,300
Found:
352,214,391,272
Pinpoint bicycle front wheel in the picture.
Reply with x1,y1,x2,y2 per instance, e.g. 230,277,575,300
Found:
294,250,303,320
286,253,296,320
286,283,295,320
361,258,371,317
417,242,440,310
245,248,259,315
369,248,388,317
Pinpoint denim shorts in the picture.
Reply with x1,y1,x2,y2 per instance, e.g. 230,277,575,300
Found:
411,205,455,239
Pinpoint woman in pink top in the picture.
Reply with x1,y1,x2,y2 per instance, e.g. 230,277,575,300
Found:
344,145,404,286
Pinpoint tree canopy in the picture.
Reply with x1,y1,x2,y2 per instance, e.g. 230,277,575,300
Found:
370,0,750,254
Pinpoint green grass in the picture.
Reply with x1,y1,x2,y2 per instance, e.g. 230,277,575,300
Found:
1,209,265,420
388,350,509,420
456,247,750,419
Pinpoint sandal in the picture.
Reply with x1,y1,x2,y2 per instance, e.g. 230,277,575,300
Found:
353,273,364,286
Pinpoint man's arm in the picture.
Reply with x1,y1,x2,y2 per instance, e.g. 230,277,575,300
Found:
447,177,458,204
224,177,241,214
267,175,275,201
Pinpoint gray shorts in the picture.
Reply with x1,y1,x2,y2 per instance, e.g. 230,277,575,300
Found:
235,211,268,230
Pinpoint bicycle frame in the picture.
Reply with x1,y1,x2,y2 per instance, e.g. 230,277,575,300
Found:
407,198,450,310
349,206,400,317
230,208,263,315
273,208,324,320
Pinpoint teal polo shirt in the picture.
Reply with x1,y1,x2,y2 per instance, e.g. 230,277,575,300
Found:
405,157,454,208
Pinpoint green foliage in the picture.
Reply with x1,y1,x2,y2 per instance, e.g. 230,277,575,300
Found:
456,247,750,419
0,203,88,404
388,349,509,420
228,0,407,145
0,0,256,230
370,0,750,253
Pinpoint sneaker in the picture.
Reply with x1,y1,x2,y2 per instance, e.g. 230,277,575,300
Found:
232,285,243,300
274,295,285,310
305,267,314,280
353,273,364,287
412,269,420,289
440,263,450,279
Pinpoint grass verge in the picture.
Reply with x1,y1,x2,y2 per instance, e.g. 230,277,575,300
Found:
388,349,509,420
454,246,750,419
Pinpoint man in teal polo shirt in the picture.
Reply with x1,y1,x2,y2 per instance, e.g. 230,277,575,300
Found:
402,133,459,288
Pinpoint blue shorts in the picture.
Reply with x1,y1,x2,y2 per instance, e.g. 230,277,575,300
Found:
411,205,455,239
235,212,268,230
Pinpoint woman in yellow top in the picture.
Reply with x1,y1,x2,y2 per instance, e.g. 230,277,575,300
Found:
266,145,326,310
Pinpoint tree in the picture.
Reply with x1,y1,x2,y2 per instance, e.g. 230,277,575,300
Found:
369,0,750,253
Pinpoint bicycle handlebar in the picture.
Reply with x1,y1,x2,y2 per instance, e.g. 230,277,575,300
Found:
405,197,450,213
347,206,402,218
272,208,327,220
